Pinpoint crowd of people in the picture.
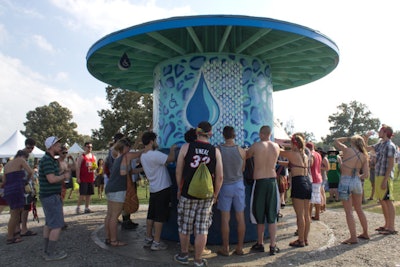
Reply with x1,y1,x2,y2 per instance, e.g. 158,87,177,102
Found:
0,123,398,266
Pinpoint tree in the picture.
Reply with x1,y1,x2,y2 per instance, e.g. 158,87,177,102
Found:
323,101,380,145
91,86,153,149
391,131,400,147
22,101,81,150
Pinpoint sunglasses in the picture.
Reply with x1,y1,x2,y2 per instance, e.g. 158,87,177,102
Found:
62,152,68,155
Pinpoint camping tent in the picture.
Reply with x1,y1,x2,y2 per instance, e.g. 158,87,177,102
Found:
0,130,45,158
68,142,84,154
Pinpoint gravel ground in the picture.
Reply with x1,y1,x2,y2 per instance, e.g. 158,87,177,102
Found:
1,203,399,267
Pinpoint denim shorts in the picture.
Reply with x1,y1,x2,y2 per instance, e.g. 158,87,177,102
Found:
106,190,126,203
217,180,246,212
338,175,363,201
40,194,64,229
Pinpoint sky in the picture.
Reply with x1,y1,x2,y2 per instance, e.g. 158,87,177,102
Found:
0,0,399,143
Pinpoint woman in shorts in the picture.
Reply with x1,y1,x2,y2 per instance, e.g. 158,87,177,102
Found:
334,135,369,244
280,134,311,247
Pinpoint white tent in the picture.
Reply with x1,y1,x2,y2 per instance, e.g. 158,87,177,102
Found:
68,142,84,154
0,130,45,158
273,119,290,140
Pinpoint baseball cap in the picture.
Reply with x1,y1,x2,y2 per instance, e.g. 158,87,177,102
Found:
45,136,62,149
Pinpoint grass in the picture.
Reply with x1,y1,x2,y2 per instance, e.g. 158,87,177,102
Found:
3,177,399,215
61,180,151,207
322,177,400,215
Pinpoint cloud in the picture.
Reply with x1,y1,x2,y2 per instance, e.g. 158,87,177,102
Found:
1,0,44,19
0,24,8,44
54,71,69,82
50,0,193,34
32,34,56,53
0,52,108,141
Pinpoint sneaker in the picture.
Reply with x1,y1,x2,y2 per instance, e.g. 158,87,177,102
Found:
250,242,265,252
150,241,168,251
76,207,80,214
143,237,153,248
194,259,208,267
84,208,92,214
174,253,189,265
44,250,68,261
269,245,280,256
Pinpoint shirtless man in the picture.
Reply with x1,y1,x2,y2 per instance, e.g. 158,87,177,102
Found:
246,125,280,255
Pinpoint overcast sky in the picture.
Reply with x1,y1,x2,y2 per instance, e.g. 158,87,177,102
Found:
0,0,399,143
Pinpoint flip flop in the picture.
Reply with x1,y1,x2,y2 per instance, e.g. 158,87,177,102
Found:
21,230,37,237
341,240,358,245
217,249,230,256
110,240,127,247
379,229,398,235
233,250,244,256
7,237,23,245
375,226,385,231
357,235,370,240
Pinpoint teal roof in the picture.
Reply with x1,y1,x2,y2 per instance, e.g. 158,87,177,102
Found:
87,15,339,93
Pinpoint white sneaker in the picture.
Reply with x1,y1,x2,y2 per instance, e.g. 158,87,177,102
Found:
150,241,167,251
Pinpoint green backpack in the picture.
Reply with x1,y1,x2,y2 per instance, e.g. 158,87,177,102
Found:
188,162,214,199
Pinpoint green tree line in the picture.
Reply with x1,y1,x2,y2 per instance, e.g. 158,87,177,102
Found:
21,89,399,151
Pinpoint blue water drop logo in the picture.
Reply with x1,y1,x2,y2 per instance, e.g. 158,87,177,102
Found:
186,72,220,128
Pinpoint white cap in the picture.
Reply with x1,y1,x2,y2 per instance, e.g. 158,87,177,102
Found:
45,136,62,149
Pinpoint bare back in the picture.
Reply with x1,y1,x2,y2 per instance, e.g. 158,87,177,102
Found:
248,140,280,180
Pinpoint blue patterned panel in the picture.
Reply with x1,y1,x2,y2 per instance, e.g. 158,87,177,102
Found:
153,53,273,148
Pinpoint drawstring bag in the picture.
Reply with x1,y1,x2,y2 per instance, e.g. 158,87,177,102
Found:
188,162,214,199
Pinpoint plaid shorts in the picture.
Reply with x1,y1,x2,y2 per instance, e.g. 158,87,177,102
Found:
177,196,213,235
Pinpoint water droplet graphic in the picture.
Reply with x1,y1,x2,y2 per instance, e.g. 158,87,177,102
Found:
186,73,220,127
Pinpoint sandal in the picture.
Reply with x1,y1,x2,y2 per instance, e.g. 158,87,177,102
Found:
110,240,127,247
289,240,305,247
7,237,23,245
105,239,111,245
304,240,309,246
375,226,386,231
21,230,37,237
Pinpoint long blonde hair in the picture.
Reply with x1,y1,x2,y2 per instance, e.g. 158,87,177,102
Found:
351,135,368,157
